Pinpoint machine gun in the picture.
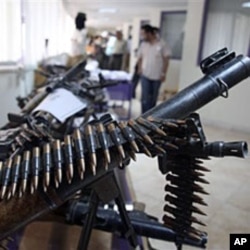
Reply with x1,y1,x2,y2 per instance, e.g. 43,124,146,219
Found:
0,58,122,159
17,59,88,113
61,112,248,250
17,59,119,113
0,48,249,249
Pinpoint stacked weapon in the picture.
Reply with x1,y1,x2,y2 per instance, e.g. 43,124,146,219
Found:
0,48,249,249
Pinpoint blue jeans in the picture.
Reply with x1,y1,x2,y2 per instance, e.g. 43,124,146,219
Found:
141,75,161,113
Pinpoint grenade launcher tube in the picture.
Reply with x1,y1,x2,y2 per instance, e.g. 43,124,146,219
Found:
142,55,250,120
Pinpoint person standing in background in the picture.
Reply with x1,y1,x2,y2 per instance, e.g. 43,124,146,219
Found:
92,35,106,69
137,24,170,113
109,30,127,70
69,12,88,66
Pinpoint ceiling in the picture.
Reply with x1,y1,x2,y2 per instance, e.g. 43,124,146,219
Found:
62,0,188,29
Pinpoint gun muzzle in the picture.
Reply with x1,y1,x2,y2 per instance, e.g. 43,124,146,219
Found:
206,141,248,158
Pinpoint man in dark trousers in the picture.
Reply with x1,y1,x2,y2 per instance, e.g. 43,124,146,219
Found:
109,30,127,70
137,25,170,113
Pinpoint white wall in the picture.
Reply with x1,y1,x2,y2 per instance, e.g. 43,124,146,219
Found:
0,67,34,127
0,0,22,62
23,0,73,67
180,0,250,132
122,22,132,40
150,7,187,93
130,17,145,74
0,69,22,126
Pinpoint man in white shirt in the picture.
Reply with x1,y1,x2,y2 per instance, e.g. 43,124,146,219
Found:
71,29,87,57
137,24,170,113
69,12,87,66
109,30,127,70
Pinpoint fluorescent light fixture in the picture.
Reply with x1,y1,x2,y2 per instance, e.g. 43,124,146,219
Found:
98,8,117,13
242,1,250,8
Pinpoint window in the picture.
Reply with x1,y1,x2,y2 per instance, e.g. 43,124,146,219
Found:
0,0,22,63
0,0,73,66
199,0,250,62
160,11,187,60
23,0,73,66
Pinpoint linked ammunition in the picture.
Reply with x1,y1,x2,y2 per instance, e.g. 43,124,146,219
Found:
64,135,74,184
52,140,63,187
73,128,85,179
85,125,97,175
31,147,40,194
1,159,12,199
136,117,167,136
43,143,51,191
118,121,139,153
20,151,31,196
107,123,125,160
128,120,154,145
96,123,110,169
11,155,21,197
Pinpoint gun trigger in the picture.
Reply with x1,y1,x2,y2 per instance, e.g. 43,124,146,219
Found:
217,78,229,98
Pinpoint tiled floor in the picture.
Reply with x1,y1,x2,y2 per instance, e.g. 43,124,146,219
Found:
12,98,250,250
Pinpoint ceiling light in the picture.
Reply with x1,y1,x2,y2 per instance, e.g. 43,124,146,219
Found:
98,8,117,13
242,1,250,8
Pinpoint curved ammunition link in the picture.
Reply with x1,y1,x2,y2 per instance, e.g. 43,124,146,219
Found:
9,122,51,154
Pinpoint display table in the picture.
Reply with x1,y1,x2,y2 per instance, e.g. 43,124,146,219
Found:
105,80,133,120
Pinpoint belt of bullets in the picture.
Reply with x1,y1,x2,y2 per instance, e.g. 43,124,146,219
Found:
163,156,209,244
1,116,189,198
0,115,209,243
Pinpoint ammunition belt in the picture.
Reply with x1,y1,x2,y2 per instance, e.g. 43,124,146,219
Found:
0,116,186,199
0,116,208,243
